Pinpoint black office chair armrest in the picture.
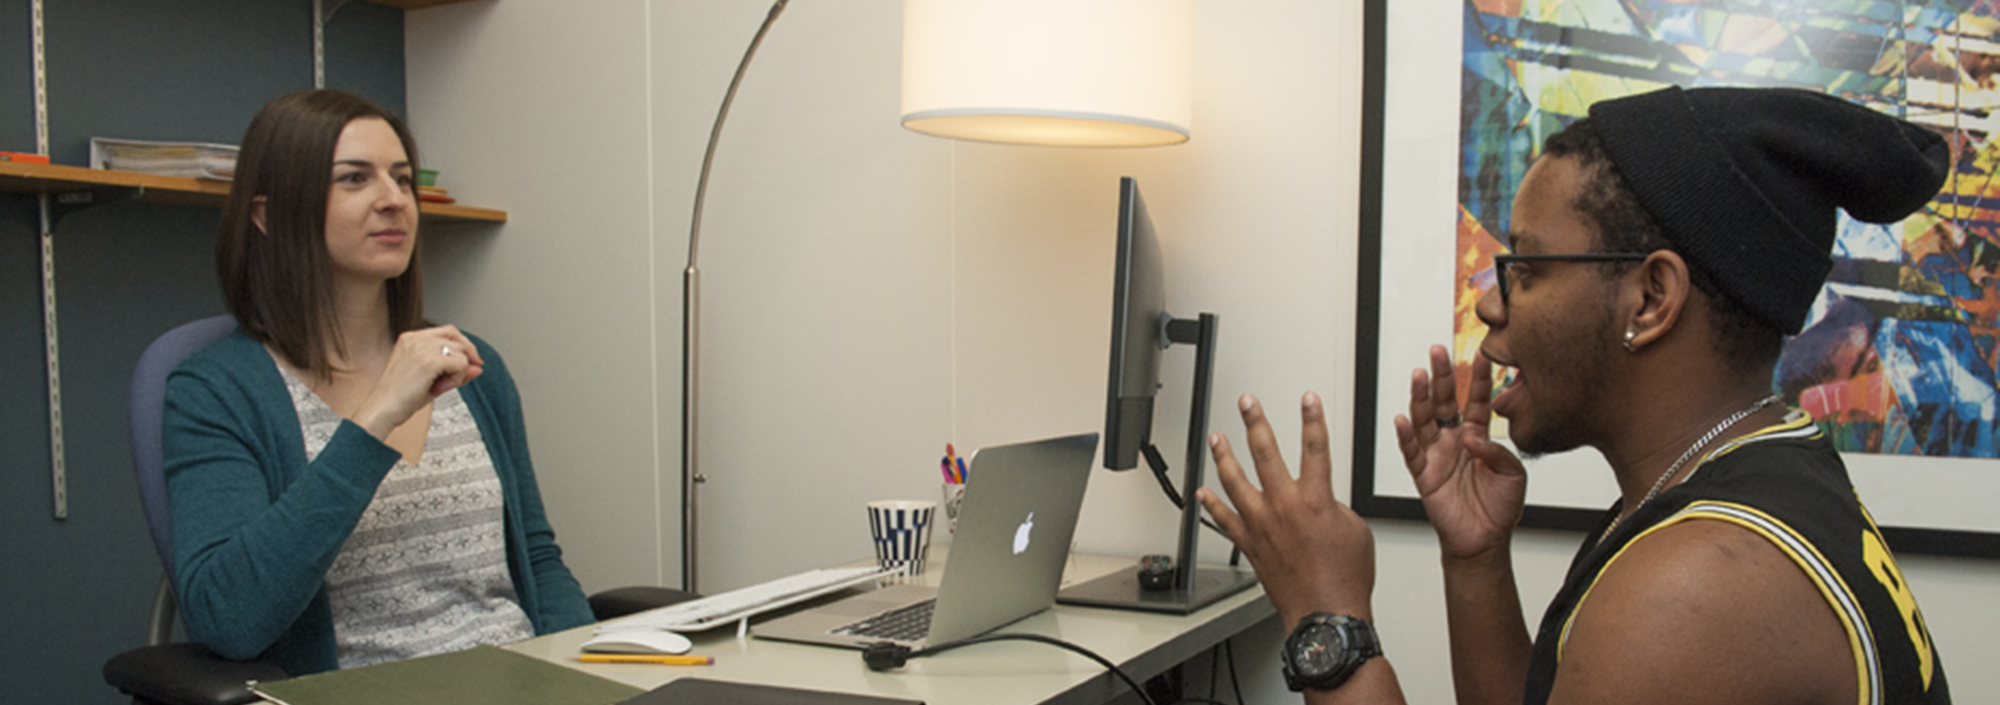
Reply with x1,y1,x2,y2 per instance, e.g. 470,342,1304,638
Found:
103,643,287,705
587,586,701,621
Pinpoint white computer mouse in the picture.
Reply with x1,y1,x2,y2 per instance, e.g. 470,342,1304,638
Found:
579,629,694,655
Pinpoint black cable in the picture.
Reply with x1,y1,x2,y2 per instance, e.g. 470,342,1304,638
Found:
1143,442,1248,567
864,633,1159,705
1142,443,1235,540
862,631,1249,705
1208,643,1220,702
1224,637,1244,705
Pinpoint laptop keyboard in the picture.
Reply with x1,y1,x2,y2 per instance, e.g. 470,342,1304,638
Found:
832,598,937,642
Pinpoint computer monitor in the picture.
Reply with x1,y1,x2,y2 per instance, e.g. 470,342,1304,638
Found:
1103,177,1167,471
1058,177,1259,615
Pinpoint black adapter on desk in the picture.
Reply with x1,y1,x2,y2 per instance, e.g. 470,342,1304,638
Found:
1137,554,1175,591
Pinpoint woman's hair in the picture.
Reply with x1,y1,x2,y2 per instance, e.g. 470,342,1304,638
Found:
216,89,425,379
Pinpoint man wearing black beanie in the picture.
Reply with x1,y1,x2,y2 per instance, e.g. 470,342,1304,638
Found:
1195,86,1953,705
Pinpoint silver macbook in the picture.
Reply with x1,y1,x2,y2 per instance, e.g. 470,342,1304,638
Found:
753,432,1097,649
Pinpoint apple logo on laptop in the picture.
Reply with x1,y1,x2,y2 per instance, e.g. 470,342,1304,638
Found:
1013,512,1035,555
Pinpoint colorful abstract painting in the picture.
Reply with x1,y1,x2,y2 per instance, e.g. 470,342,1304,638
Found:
1455,0,2000,457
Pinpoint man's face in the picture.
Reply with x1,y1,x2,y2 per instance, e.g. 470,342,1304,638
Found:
1477,155,1627,457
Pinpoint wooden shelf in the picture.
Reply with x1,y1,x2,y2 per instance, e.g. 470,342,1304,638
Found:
363,0,488,10
0,161,505,224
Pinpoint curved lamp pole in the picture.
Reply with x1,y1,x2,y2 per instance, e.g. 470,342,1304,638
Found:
683,0,790,593
681,0,1191,592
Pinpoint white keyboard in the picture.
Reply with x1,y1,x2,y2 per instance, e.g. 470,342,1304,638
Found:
593,565,905,633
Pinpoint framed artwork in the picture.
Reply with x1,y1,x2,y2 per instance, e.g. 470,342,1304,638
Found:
1350,0,2000,557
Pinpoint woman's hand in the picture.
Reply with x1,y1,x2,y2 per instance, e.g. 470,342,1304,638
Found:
1196,392,1375,630
351,325,483,440
1391,345,1526,561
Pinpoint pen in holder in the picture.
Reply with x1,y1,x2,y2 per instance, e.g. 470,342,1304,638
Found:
940,482,966,535
940,444,968,534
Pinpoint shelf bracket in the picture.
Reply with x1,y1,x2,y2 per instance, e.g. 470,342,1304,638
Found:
312,0,359,89
45,186,142,230
319,0,359,25
32,0,48,155
34,185,140,522
38,194,65,520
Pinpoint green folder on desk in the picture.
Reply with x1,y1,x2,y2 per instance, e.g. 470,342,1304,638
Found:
619,678,925,704
247,646,643,705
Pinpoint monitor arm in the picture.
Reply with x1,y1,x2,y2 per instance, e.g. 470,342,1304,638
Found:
1058,310,1257,613
1164,312,1216,591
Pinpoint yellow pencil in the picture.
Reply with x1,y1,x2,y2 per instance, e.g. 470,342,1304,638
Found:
577,653,714,665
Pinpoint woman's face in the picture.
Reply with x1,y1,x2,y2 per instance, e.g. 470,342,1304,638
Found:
323,117,417,287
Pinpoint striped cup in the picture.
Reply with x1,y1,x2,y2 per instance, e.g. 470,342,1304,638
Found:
867,500,937,576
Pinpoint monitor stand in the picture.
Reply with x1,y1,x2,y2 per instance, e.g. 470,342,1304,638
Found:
1059,563,1260,615
1058,313,1260,614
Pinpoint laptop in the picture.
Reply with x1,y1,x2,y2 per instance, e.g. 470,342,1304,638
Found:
753,432,1097,649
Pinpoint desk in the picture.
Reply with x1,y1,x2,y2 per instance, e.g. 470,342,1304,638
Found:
504,548,1273,705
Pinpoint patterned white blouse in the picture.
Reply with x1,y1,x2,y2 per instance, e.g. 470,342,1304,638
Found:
279,366,535,668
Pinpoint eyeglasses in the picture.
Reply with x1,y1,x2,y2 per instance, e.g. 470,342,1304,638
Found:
1492,252,1650,308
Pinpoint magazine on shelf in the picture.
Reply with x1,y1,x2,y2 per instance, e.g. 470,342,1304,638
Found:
89,137,238,180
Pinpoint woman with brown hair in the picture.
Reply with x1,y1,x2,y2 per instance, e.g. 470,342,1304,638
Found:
163,90,592,675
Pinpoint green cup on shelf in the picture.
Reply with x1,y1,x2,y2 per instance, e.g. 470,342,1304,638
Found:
416,168,438,188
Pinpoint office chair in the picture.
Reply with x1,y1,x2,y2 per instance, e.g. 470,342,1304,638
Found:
102,316,697,705
102,315,285,705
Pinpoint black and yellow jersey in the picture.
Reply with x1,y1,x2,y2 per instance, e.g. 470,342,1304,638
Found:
1523,412,1950,705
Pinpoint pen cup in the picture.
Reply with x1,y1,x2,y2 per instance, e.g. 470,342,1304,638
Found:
867,500,937,576
940,483,966,534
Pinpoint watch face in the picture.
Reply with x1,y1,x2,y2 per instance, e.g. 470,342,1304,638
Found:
1290,624,1344,675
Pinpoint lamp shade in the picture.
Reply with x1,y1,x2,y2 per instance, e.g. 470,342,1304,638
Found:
901,0,1194,147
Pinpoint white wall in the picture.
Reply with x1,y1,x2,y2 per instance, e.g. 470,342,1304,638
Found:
406,2,2000,703
649,0,957,595
407,0,667,592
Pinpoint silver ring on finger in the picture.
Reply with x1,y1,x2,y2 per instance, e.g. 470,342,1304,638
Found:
1436,415,1460,430
442,345,453,357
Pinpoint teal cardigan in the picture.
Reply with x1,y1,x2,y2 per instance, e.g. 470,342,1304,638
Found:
163,330,594,675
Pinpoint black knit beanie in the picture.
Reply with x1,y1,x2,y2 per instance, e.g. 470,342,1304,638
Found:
1587,86,1951,334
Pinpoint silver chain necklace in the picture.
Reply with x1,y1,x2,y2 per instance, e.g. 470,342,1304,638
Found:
1603,394,1782,538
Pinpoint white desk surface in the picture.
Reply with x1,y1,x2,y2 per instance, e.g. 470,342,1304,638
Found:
505,547,1275,705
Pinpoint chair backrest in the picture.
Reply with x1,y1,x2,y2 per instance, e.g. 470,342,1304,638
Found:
131,315,238,579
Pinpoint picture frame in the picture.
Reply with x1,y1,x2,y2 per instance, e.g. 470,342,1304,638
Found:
1348,0,2000,558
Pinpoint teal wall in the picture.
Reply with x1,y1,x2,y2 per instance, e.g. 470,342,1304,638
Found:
0,2,406,702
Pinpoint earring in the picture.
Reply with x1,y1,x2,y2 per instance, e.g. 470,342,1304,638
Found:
1622,329,1637,352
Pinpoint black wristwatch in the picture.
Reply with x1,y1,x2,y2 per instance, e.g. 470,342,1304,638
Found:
1282,613,1381,692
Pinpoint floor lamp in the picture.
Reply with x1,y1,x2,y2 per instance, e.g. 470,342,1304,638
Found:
683,0,791,592
682,0,1192,592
